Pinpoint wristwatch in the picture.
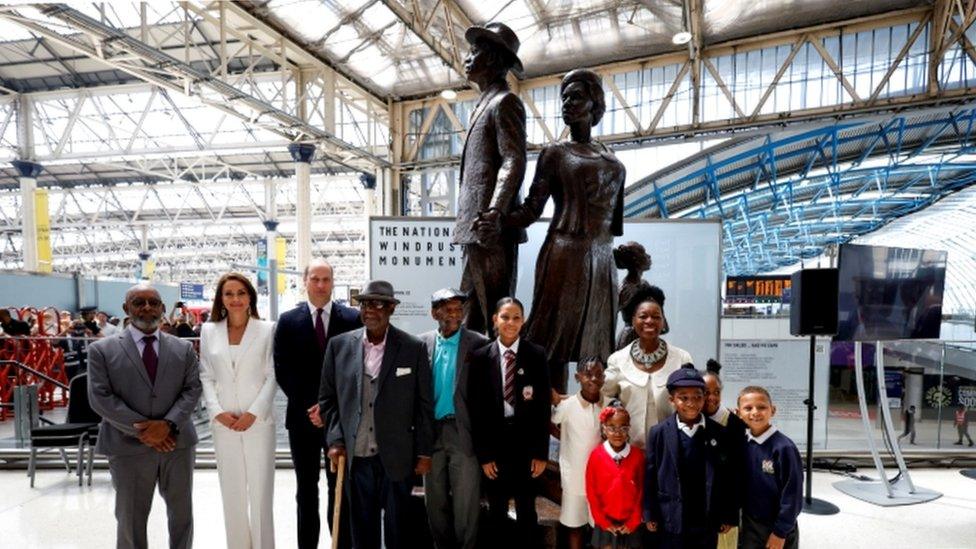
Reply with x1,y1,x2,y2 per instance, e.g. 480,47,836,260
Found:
165,420,179,435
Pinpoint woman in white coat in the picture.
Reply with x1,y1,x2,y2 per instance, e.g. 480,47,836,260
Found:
200,272,277,549
602,286,693,447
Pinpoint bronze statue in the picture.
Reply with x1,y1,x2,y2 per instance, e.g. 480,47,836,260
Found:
614,241,669,350
454,22,528,336
509,68,626,390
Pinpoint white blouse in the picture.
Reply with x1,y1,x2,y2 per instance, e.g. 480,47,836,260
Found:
601,342,694,447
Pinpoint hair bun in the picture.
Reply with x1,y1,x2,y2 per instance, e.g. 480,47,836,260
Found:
706,359,721,374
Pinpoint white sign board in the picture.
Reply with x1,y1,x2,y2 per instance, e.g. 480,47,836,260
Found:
719,339,830,449
369,217,721,364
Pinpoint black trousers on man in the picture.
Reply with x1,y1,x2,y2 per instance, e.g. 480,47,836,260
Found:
347,455,413,549
288,425,351,549
460,241,517,337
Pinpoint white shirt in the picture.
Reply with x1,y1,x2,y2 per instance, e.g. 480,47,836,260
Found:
552,393,607,495
307,301,331,335
677,413,706,438
710,406,731,427
497,338,520,417
128,324,160,356
602,440,632,462
100,322,120,337
746,425,778,445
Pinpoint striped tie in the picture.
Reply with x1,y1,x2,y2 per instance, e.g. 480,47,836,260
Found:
503,349,516,406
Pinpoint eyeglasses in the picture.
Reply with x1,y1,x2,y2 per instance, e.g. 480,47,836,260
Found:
358,300,389,310
604,425,630,434
129,298,162,308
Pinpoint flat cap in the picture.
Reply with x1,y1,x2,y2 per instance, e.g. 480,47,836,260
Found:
431,288,468,307
666,364,705,391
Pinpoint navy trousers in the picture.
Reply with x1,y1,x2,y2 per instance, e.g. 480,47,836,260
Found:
347,455,413,549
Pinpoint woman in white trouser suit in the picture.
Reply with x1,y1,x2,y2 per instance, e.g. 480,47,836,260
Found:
200,273,277,549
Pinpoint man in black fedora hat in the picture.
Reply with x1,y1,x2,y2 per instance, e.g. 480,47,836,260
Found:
454,22,527,337
319,280,435,549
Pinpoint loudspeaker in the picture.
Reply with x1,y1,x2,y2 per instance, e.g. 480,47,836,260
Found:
790,268,838,336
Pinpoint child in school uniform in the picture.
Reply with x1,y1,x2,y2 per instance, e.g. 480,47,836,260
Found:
644,364,737,549
552,357,609,549
702,360,747,549
736,386,803,549
468,297,551,546
585,401,644,549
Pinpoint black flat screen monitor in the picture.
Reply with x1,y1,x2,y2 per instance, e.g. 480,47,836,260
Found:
835,243,947,341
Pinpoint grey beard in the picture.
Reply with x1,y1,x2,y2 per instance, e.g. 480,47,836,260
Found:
130,317,160,332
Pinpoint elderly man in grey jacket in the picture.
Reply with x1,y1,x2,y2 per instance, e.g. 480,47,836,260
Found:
419,288,489,549
88,284,202,549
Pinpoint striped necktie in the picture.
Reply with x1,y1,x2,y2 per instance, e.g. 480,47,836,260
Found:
503,349,516,406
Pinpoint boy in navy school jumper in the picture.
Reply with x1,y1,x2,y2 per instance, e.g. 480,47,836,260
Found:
644,364,737,549
737,386,803,549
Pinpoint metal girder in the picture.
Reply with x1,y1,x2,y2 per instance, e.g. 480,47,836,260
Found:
396,5,976,172
379,0,473,79
0,3,389,171
623,104,976,275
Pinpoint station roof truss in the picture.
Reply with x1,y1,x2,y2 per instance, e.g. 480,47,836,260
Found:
0,1,973,284
623,103,976,276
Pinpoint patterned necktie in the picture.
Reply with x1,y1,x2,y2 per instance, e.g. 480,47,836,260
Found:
142,335,158,384
503,349,516,407
314,308,327,351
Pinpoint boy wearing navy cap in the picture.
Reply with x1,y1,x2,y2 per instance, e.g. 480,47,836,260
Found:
643,364,737,549
736,386,802,549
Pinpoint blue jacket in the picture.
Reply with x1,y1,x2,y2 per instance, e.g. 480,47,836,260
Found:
643,414,739,534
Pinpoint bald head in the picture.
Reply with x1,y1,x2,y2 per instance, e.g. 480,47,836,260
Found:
123,284,164,334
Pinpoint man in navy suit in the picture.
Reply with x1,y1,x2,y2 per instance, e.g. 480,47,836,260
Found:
274,259,362,549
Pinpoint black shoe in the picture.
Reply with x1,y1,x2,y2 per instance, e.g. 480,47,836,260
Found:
954,441,963,445
969,442,974,447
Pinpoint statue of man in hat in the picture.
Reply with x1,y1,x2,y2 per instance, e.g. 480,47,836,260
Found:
454,22,527,336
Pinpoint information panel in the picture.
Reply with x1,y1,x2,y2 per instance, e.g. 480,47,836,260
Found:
369,217,722,365
719,339,830,449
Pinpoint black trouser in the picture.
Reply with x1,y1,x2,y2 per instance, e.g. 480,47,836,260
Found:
738,514,798,549
287,425,351,549
460,241,517,338
347,455,413,549
484,420,541,547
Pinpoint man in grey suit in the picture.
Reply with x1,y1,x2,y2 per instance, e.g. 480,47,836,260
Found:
419,288,489,549
319,280,435,549
454,22,527,336
88,284,202,549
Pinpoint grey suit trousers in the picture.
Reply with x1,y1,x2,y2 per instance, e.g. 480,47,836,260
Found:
108,447,195,549
425,418,481,549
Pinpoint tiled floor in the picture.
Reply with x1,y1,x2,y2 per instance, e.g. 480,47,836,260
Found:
2,466,975,548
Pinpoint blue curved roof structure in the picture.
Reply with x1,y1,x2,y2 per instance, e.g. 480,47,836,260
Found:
623,104,976,276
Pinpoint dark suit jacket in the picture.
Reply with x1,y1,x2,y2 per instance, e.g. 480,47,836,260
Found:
318,325,435,482
467,338,551,465
274,301,362,430
454,79,527,246
87,330,202,456
418,328,489,457
643,414,738,534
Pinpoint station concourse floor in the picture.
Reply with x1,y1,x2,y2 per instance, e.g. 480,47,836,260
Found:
1,466,974,548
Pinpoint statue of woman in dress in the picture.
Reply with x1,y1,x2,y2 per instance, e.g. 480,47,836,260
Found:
613,241,669,349
508,68,626,390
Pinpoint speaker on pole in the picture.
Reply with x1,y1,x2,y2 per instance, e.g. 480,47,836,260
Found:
789,268,841,515
790,268,839,336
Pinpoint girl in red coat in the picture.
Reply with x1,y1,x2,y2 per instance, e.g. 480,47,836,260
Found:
585,401,645,548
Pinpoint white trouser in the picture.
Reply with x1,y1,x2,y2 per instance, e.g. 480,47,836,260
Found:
212,420,276,549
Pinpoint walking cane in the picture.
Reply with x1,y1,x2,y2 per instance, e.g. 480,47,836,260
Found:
331,454,347,549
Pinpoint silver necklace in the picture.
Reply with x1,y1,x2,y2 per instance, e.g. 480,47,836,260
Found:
630,339,668,367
